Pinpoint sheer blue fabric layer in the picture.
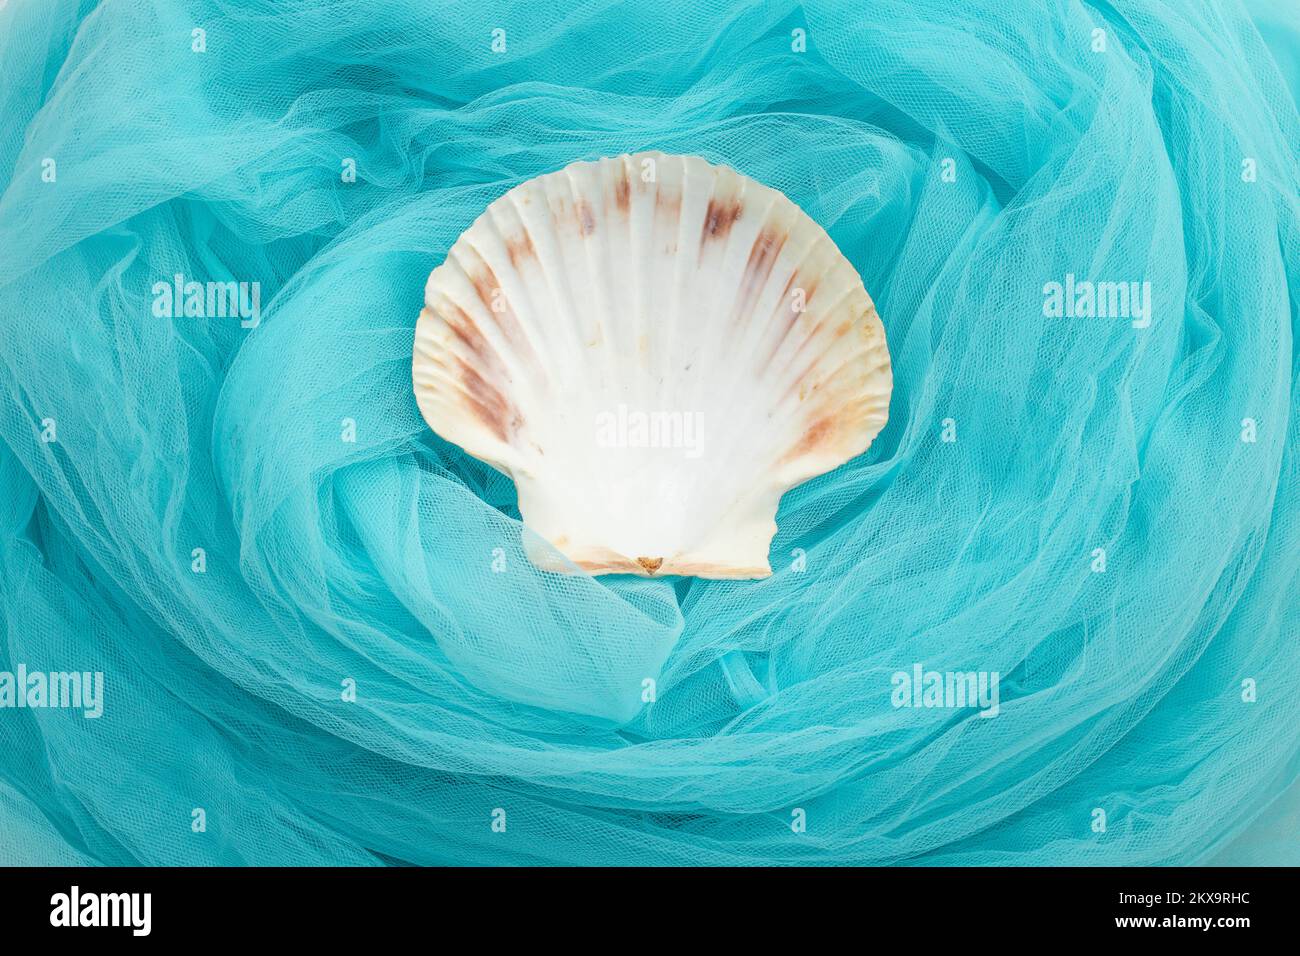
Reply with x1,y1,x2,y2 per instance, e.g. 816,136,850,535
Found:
0,0,1296,864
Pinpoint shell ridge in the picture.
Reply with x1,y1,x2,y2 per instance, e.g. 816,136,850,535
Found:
537,169,600,423
440,246,537,427
428,291,509,379
600,157,635,376
701,189,789,496
481,202,556,406
418,271,523,465
677,170,775,556
775,337,889,420
563,162,611,398
591,161,626,428
754,230,832,373
621,154,649,437
559,159,614,481
660,155,694,433
724,190,782,329
682,166,749,461
707,193,837,486
435,255,520,387
767,278,866,388
768,338,890,471
643,154,669,419
503,185,584,394
448,239,541,378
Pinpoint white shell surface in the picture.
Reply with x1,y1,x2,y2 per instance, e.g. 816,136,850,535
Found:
413,152,891,578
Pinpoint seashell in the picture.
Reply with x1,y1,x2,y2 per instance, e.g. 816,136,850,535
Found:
412,152,891,578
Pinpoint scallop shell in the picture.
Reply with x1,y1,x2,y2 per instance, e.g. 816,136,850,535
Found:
412,151,891,578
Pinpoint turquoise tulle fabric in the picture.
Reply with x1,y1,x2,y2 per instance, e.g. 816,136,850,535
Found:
0,0,1297,866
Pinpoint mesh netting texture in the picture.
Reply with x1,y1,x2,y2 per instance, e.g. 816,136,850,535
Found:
0,0,1297,866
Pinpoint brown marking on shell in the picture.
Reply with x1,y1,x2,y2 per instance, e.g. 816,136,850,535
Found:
467,260,499,311
739,227,788,308
777,294,866,391
455,356,518,443
636,556,664,575
802,274,821,305
653,183,682,258
655,188,681,218
547,193,570,223
440,301,496,369
575,200,597,235
723,225,790,331
701,196,742,243
757,270,812,371
614,172,631,213
780,350,829,404
765,273,861,387
466,260,528,348
859,307,881,340
505,230,537,268
779,270,798,302
783,415,838,462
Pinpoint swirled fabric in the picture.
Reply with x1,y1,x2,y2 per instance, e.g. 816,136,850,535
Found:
0,0,1297,866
